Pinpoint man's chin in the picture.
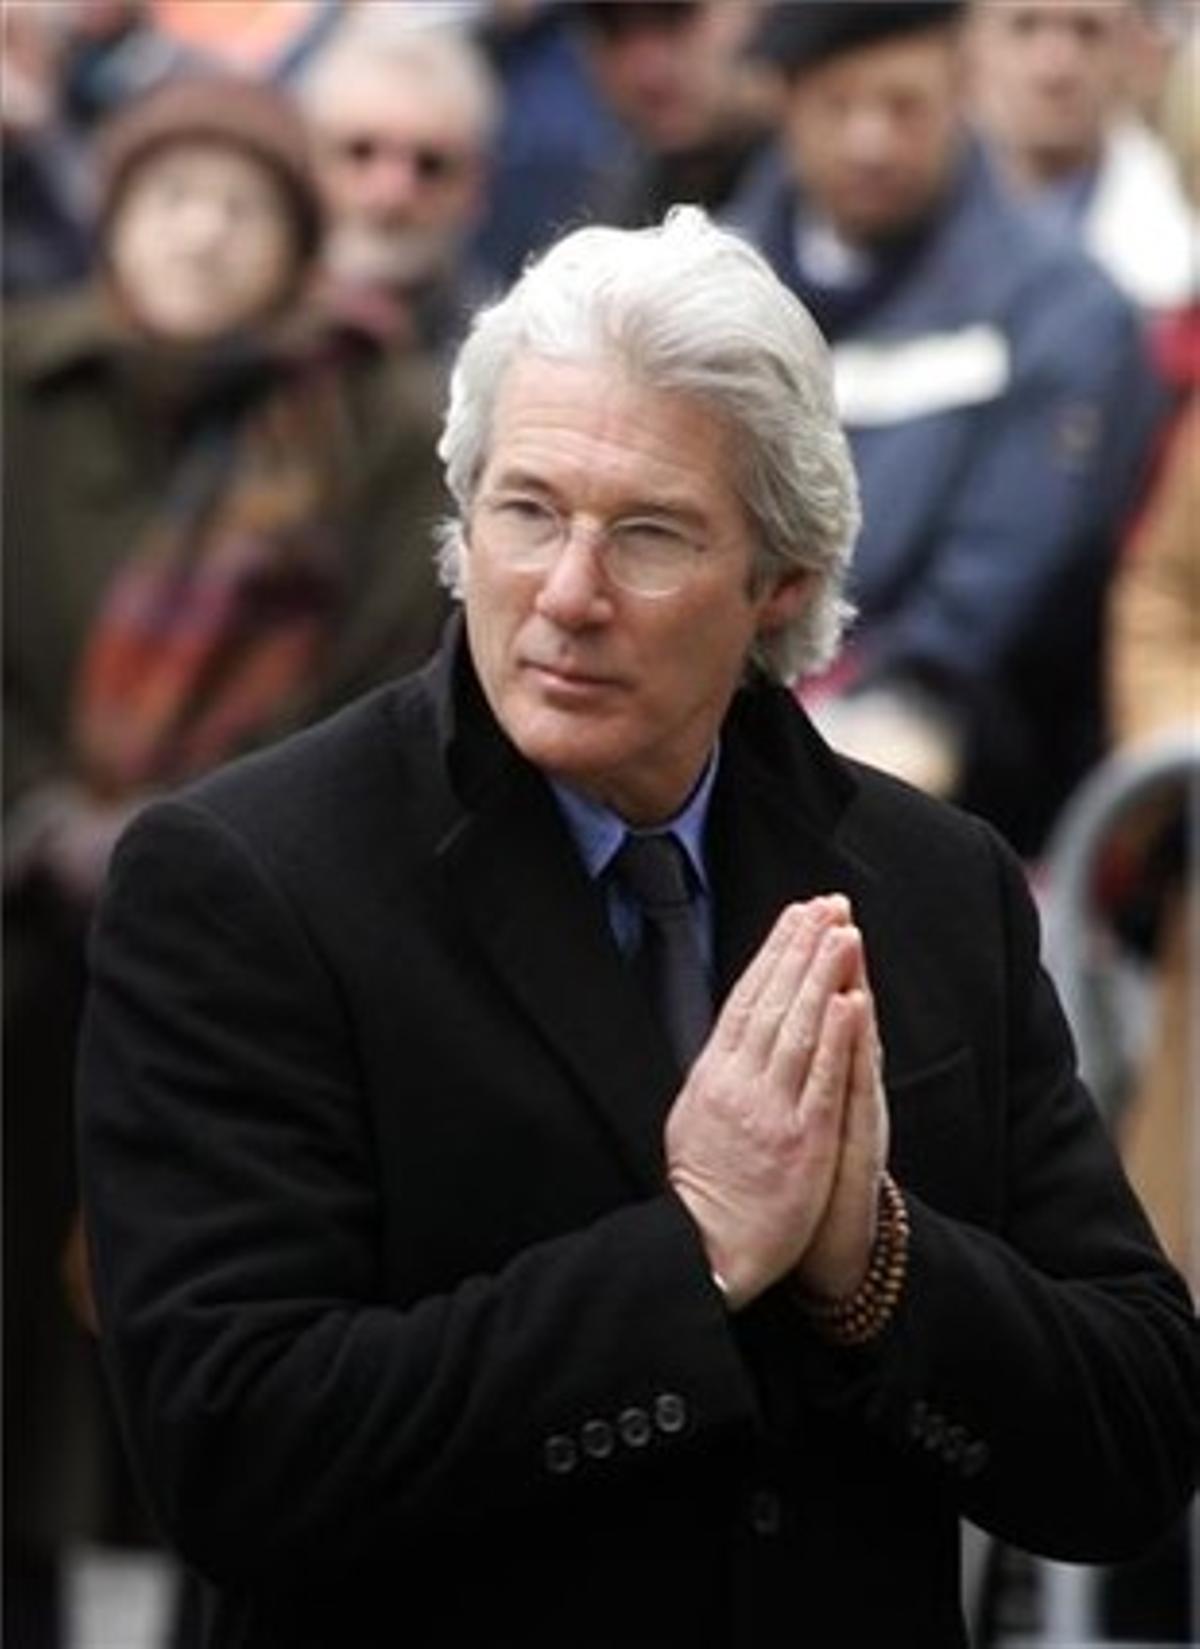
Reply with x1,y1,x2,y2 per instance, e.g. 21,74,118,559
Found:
325,227,453,291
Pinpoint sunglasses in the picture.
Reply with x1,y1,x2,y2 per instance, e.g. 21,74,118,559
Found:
331,134,467,185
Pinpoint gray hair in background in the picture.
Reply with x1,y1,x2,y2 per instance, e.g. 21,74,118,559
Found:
297,4,500,146
436,207,861,682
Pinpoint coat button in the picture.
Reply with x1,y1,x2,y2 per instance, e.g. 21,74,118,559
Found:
942,1425,967,1465
922,1412,946,1451
961,1440,990,1478
618,1407,652,1449
654,1392,688,1435
748,1488,782,1537
581,1418,615,1460
544,1434,578,1476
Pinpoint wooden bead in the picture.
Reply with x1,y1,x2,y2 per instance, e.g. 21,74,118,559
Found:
798,1173,910,1346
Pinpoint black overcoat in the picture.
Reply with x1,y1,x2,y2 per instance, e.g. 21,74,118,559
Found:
79,622,1199,1647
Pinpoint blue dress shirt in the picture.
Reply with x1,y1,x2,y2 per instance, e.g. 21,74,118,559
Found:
550,750,718,977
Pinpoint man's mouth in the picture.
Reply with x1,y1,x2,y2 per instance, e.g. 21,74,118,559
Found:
523,658,619,695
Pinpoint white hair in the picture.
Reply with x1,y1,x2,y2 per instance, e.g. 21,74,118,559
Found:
298,8,499,147
436,207,860,682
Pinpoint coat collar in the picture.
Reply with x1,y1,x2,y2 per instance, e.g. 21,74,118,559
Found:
424,615,865,1192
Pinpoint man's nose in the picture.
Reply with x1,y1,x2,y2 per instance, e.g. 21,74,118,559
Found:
842,104,896,165
360,151,424,216
533,528,613,627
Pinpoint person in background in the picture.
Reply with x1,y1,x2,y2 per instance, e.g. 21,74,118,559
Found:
53,0,213,129
572,0,780,228
77,206,1197,1649
2,6,95,298
1123,0,1192,126
1,0,212,297
148,0,348,83
727,0,1159,857
3,73,448,1648
968,0,1197,318
471,0,627,286
297,8,500,355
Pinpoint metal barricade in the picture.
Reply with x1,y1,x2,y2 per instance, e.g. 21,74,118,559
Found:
989,732,1199,1648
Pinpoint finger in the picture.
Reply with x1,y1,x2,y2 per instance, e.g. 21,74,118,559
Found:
734,901,840,1067
710,899,825,1055
771,924,862,1094
844,988,889,1163
794,988,856,1167
822,892,853,929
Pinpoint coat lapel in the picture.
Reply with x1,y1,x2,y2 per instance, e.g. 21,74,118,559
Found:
432,628,678,1191
438,772,679,1193
426,633,874,1190
706,680,870,1000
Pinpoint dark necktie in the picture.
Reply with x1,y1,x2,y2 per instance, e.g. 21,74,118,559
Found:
612,833,712,1073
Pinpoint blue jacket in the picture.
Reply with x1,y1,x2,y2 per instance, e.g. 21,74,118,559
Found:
727,140,1160,852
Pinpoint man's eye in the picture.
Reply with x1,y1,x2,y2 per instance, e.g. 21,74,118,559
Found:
618,520,692,553
498,497,554,523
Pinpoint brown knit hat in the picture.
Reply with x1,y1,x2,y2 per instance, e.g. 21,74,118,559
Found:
96,75,323,261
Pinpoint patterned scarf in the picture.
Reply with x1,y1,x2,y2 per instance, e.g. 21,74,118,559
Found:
72,342,350,797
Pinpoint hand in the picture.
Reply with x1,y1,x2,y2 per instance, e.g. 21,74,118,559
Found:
793,973,889,1301
664,895,867,1308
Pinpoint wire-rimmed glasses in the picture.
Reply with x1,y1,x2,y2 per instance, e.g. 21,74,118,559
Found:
472,492,707,598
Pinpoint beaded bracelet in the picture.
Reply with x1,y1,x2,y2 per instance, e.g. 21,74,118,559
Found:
798,1173,910,1346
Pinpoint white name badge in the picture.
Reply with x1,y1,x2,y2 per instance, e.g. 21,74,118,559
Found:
833,326,1011,426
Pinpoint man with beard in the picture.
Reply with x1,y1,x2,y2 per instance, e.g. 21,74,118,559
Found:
299,10,499,356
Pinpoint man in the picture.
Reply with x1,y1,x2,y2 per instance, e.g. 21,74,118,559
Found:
470,0,627,285
729,1,1159,854
78,209,1197,1648
298,9,499,352
573,0,779,226
969,0,1196,316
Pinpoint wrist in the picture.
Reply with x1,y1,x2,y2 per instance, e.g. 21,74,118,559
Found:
793,1174,909,1346
703,1249,757,1313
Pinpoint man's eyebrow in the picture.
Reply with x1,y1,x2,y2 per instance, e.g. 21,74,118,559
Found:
486,465,711,529
486,466,557,496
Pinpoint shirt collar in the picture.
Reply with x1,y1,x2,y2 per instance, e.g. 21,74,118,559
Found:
551,747,719,891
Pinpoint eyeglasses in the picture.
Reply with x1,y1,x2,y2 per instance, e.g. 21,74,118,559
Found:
473,492,707,598
330,134,466,185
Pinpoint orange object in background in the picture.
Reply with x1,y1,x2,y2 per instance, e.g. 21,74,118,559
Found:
148,0,337,74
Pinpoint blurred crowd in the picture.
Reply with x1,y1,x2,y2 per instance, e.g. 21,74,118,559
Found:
3,3,1196,1645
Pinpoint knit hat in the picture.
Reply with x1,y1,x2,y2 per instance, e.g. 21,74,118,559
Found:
751,2,965,77
96,74,323,261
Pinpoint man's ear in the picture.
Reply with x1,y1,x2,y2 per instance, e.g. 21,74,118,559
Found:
755,569,812,635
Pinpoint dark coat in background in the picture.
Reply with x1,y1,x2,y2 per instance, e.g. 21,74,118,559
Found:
3,286,450,808
78,621,1199,1647
3,285,450,1556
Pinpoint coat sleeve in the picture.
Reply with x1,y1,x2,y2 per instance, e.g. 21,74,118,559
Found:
77,798,760,1587
779,818,1199,1562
